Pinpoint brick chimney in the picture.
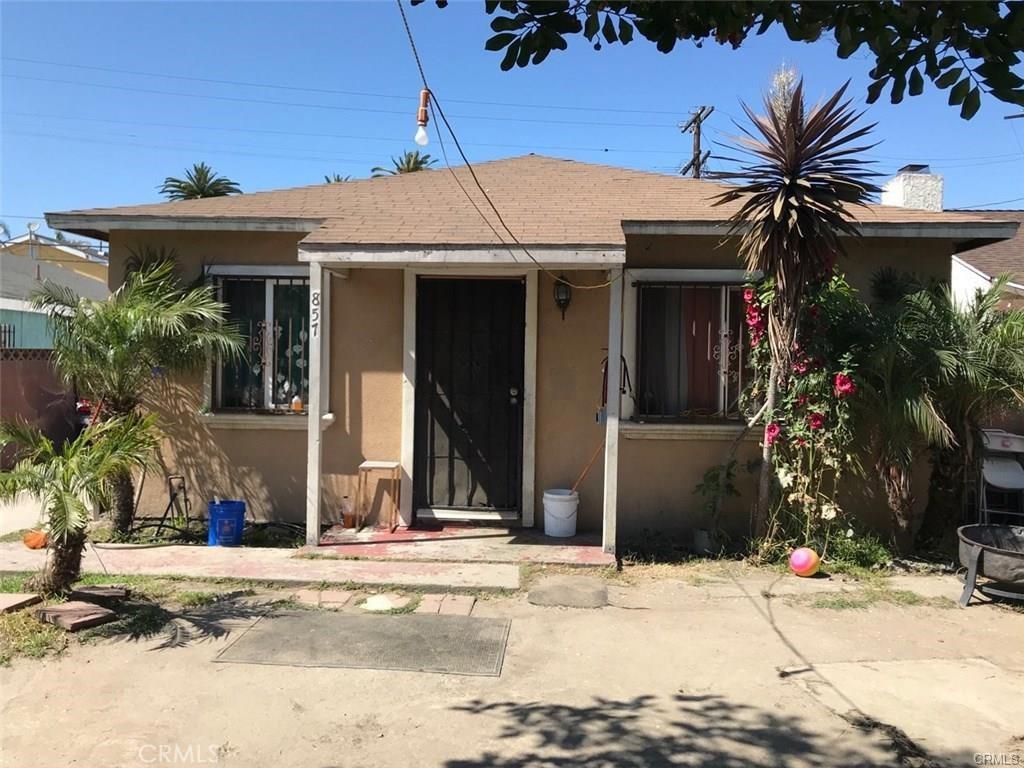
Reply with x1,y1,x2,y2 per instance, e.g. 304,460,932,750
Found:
881,164,944,211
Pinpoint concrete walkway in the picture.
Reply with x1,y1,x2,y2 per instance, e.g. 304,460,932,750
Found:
0,543,520,591
315,525,616,566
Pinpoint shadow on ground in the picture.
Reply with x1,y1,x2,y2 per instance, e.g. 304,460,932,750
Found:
83,592,277,651
442,692,919,768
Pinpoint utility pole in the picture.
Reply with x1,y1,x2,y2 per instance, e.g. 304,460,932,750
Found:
679,106,714,178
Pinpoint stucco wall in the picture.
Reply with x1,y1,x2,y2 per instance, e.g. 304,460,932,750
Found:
105,229,957,542
534,271,609,532
108,231,404,524
614,234,954,542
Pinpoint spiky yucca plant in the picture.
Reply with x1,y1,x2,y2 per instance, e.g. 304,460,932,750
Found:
0,416,159,594
160,162,241,200
713,80,881,532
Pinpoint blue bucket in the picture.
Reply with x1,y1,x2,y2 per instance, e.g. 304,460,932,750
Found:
207,500,246,546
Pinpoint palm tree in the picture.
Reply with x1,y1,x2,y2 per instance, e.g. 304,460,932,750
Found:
31,260,242,533
910,278,1024,546
712,80,880,532
324,173,351,183
0,415,159,594
855,292,953,553
160,162,241,200
371,151,437,177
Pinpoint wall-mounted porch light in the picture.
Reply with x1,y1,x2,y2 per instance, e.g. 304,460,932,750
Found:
414,89,430,146
554,275,572,320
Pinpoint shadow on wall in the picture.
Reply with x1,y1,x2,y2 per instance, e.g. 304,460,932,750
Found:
443,693,908,768
136,376,304,523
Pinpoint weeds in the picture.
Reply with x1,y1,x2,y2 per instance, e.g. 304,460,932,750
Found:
0,608,68,665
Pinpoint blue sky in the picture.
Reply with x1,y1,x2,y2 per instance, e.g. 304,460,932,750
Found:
2,1,1023,239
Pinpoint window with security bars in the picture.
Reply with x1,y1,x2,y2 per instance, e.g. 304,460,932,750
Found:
214,276,310,411
635,283,750,420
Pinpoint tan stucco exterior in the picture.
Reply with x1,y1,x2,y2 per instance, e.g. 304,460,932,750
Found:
108,229,956,543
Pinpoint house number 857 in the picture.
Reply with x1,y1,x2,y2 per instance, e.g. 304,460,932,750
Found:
310,290,321,339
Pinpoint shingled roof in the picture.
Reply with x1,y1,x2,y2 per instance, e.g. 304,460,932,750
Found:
48,155,1019,250
953,210,1024,283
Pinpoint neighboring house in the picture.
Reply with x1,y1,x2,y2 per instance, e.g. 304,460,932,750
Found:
951,210,1024,310
46,155,1020,552
0,231,108,348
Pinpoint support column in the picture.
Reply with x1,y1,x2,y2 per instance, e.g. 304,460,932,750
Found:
399,269,416,527
305,262,325,545
602,268,623,555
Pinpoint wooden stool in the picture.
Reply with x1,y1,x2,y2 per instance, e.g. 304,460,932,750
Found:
356,460,401,532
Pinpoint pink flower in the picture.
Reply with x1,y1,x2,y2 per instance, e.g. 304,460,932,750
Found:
743,288,756,304
808,412,826,430
765,423,782,446
796,394,808,406
749,328,763,347
745,305,762,327
793,359,809,375
796,437,807,447
833,373,856,398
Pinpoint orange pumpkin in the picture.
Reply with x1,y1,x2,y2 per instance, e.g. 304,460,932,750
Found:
22,530,48,550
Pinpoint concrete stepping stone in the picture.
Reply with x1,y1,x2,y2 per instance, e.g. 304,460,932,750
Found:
292,589,323,607
528,575,608,608
69,585,129,606
0,593,41,614
360,593,411,612
438,594,476,616
414,594,445,614
36,601,116,631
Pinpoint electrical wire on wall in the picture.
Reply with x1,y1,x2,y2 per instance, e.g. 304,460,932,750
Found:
394,0,623,291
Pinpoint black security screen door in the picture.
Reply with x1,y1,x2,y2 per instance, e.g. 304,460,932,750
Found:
414,277,526,513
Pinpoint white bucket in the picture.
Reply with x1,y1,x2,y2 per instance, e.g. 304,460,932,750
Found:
543,489,579,538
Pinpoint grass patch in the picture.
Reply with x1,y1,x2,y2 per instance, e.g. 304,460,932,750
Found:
806,587,954,611
0,529,32,544
176,590,219,608
0,608,68,665
0,572,34,593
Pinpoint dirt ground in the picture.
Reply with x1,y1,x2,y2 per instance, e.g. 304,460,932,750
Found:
2,565,1023,768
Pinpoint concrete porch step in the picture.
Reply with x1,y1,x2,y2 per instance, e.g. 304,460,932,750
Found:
0,543,521,593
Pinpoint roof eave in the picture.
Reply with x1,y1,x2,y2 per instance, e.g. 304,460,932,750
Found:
621,219,1020,246
45,213,324,241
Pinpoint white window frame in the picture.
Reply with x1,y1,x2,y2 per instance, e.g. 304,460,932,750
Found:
205,265,312,413
622,268,756,422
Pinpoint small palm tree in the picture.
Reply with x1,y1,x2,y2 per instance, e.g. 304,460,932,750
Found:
713,80,880,532
0,415,159,594
855,302,953,553
371,151,437,177
31,260,242,533
160,162,241,200
910,277,1024,546
324,173,351,183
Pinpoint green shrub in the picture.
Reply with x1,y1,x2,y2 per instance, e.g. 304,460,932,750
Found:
826,531,891,570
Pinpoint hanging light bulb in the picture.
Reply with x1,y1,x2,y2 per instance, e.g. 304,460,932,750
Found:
415,88,430,146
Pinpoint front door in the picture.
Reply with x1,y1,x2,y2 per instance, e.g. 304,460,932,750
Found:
414,277,525,517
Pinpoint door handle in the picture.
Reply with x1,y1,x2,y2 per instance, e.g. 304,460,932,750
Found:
509,387,519,405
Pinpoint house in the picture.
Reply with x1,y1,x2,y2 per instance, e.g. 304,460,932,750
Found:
880,164,1024,309
0,230,108,349
950,210,1024,310
46,155,1020,553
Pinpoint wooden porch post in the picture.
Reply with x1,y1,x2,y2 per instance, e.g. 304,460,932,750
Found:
305,262,326,545
602,268,623,555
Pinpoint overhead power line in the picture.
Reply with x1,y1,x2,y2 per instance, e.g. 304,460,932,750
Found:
1,73,675,130
2,55,684,116
3,110,691,156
